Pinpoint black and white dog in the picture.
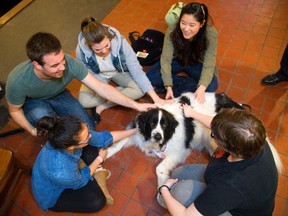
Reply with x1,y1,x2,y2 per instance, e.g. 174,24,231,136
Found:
107,92,282,186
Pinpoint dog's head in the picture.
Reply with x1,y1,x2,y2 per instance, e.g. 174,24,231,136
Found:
135,108,179,150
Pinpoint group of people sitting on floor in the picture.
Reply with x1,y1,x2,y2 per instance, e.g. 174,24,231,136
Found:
3,2,285,215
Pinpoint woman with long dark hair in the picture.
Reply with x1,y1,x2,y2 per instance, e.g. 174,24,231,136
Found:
147,2,218,103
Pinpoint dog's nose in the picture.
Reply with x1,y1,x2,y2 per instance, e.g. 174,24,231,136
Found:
154,133,162,141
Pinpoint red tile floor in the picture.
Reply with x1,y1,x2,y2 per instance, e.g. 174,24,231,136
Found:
1,0,288,215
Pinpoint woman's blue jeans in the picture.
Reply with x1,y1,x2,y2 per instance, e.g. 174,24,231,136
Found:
146,59,218,97
23,89,95,129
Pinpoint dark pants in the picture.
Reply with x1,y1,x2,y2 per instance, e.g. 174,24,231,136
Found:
146,59,218,97
276,44,288,79
49,145,105,213
49,179,106,213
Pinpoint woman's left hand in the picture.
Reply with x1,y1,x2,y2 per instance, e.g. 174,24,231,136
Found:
194,85,206,103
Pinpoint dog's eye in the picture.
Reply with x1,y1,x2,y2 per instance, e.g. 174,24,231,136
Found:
162,123,168,128
150,122,155,127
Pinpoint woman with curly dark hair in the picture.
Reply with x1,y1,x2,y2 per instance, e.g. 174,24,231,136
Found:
147,2,218,103
32,115,137,212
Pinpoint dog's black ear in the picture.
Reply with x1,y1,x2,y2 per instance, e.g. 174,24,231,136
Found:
215,93,252,112
135,111,151,133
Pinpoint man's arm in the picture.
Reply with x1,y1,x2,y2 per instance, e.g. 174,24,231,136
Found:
7,102,37,136
81,72,156,112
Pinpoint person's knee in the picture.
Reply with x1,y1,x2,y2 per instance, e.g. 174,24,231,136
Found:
170,180,206,208
87,195,106,212
78,91,99,108
25,106,55,126
206,76,218,92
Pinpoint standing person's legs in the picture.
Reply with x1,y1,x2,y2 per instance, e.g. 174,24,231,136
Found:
49,179,106,213
261,44,288,85
277,44,288,79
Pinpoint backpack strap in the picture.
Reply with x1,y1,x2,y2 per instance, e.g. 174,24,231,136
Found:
128,31,140,45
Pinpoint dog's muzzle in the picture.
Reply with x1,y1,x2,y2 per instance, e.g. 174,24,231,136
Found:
153,132,162,142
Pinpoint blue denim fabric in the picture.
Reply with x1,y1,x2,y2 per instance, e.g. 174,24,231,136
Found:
32,129,113,211
146,59,218,97
78,41,128,75
23,89,95,129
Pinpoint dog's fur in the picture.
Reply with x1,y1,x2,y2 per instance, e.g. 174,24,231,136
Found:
107,92,283,186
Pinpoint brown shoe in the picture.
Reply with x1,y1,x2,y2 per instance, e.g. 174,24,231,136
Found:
94,169,114,205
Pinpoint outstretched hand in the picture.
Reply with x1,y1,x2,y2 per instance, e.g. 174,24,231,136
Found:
135,102,157,112
98,148,108,161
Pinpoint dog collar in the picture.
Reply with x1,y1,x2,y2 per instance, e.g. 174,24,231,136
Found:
153,144,167,158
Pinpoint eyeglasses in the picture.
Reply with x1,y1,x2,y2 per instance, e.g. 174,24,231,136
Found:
210,132,215,139
78,124,91,145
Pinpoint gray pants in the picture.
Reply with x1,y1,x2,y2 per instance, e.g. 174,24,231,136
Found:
78,72,144,109
158,164,232,216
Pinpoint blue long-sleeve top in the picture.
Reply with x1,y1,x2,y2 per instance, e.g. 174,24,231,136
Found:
32,130,112,211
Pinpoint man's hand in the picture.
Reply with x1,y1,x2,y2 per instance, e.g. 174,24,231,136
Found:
133,102,157,112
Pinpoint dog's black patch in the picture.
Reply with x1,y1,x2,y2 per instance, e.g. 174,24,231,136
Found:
178,95,191,106
184,118,195,149
177,95,196,148
136,109,179,146
215,93,251,112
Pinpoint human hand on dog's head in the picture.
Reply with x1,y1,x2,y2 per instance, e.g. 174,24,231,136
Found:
134,102,157,112
164,178,179,188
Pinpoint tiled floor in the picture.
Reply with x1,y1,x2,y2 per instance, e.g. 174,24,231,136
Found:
0,0,288,215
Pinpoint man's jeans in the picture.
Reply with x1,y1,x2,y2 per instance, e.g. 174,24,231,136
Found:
23,89,95,129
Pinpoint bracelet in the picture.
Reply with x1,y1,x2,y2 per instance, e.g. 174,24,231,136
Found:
96,156,103,163
158,185,170,195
